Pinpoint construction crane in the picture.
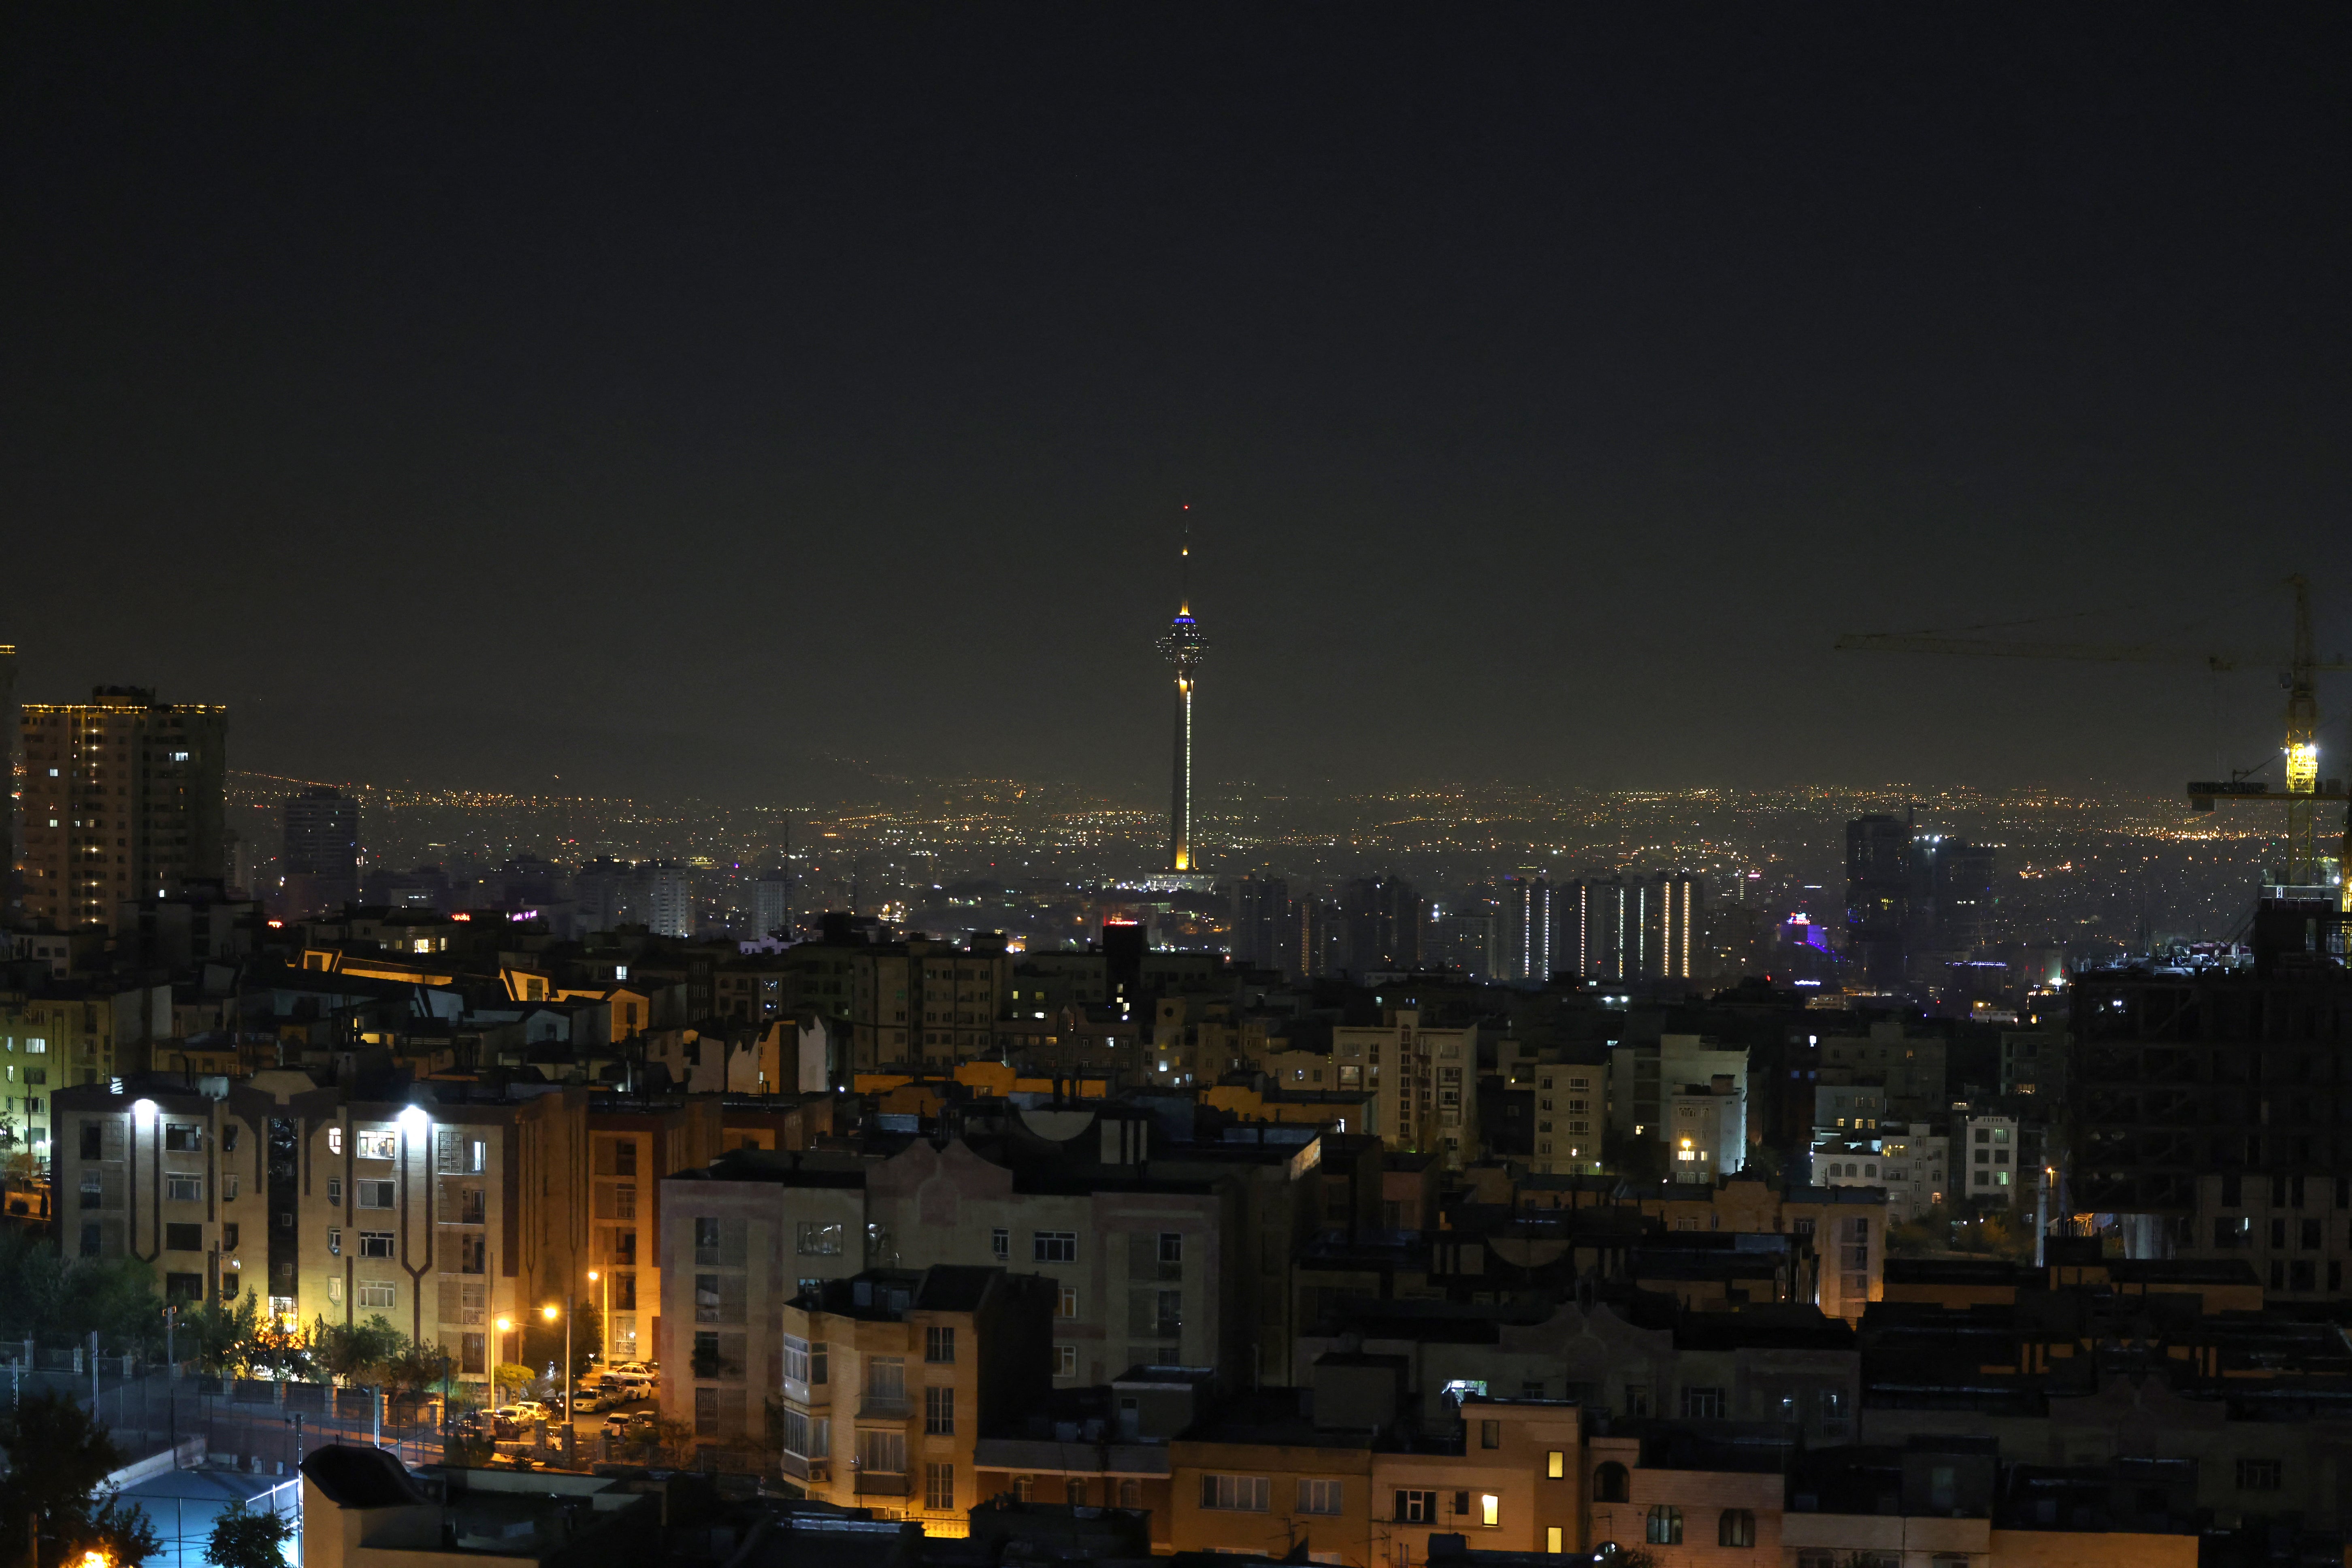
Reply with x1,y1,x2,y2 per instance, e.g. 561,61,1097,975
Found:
1836,574,2352,898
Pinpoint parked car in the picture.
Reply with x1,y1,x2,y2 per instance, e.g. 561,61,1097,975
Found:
565,1388,609,1414
599,1372,655,1402
508,1400,555,1424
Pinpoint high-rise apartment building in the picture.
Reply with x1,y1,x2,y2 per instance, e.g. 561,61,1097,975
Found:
1922,836,1997,952
1649,872,1705,982
1563,875,1650,982
643,861,695,938
752,869,793,939
1230,876,1289,970
1342,876,1423,974
281,786,360,918
18,688,227,931
1501,868,1552,982
1428,902,1501,980
1845,812,1913,987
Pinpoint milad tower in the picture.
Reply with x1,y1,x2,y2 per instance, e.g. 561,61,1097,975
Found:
1157,518,1208,872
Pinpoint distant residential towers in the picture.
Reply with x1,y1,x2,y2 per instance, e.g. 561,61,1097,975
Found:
17,688,227,931
280,785,359,917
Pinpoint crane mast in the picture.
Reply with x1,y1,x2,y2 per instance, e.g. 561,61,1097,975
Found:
1838,573,2350,904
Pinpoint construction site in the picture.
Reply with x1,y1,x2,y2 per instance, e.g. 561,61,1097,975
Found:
1842,576,2352,1270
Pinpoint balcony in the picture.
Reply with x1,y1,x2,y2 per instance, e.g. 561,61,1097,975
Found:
778,1451,830,1483
782,1378,829,1408
853,1471,908,1496
857,1395,911,1419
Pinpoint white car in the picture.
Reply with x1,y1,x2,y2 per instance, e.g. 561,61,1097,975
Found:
508,1400,555,1423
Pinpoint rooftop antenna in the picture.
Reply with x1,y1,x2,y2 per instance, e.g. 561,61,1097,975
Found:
1179,503,1191,616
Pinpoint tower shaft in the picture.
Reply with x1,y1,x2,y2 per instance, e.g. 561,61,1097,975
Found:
1170,669,1193,871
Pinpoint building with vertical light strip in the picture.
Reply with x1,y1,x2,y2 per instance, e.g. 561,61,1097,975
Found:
1502,868,1551,982
1652,872,1704,982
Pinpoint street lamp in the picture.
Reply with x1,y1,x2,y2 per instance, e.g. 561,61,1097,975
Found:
587,1270,608,1367
543,1302,571,1463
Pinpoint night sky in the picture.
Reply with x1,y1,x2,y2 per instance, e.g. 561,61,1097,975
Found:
6,8,2350,801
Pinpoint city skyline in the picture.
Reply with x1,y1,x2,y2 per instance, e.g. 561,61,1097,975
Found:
6,9,2351,800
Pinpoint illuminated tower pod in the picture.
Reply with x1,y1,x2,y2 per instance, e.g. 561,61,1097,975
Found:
1157,533,1209,872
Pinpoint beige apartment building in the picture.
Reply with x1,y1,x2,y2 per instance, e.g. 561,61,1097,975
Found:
1330,1008,1479,1169
775,1265,1054,1528
17,689,228,931
56,1072,570,1387
847,936,1011,1071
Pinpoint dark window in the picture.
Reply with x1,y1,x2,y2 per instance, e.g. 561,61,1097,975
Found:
2304,1219,2324,1249
222,1223,239,1250
2221,1174,2241,1208
926,1327,954,1364
1719,1508,1756,1547
1646,1505,1683,1545
1680,1386,1727,1419
2237,1459,2282,1491
164,1272,203,1302
222,1124,239,1153
164,1124,200,1153
1481,1420,1501,1449
79,1123,100,1159
1394,1491,1436,1524
2291,1259,2316,1293
460,1333,486,1374
164,1223,202,1252
79,1222,100,1258
1592,1463,1629,1503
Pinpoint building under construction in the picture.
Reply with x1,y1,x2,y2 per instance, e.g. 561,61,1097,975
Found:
2070,906,2352,1298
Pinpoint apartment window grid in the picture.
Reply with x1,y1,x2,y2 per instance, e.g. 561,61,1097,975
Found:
1201,1475,1270,1512
924,1385,954,1436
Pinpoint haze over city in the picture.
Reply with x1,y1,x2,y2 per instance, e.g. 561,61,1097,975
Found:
9,11,2352,1568
8,8,2352,801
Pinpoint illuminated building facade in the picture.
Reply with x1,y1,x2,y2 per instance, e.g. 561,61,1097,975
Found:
1502,867,1552,982
1650,871,1704,981
17,687,227,932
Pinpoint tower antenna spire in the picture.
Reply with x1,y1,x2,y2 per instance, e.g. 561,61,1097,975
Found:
1179,502,1191,616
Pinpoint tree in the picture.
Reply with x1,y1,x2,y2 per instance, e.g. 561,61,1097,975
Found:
204,1500,293,1568
313,1315,405,1387
0,1391,163,1567
622,1414,694,1466
181,1293,265,1376
520,1298,602,1384
492,1364,538,1405
384,1342,455,1402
